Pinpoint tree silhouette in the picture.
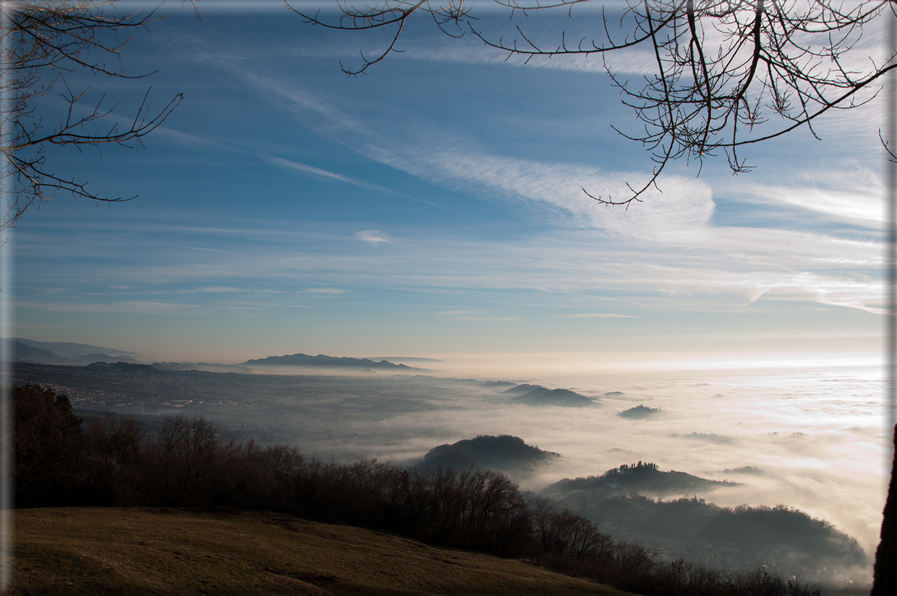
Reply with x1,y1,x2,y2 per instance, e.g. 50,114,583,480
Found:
0,1,186,231
12,383,83,505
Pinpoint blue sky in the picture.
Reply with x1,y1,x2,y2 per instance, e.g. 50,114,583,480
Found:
7,0,887,363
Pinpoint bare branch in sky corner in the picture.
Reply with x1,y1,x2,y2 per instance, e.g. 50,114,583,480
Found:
288,0,897,206
1,1,186,231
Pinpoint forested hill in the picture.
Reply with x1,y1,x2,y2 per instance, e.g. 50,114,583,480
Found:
546,492,867,578
417,435,560,476
543,461,738,498
542,464,865,579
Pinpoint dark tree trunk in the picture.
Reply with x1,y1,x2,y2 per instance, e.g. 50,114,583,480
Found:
872,424,897,595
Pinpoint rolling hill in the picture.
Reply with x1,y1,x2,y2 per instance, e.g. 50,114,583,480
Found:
417,435,561,477
541,461,738,499
540,463,864,580
11,507,632,596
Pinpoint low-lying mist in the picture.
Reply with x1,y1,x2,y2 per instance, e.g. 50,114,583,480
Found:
244,352,884,585
19,349,886,588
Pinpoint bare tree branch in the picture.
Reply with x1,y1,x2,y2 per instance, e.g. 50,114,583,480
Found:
1,1,187,231
292,0,896,205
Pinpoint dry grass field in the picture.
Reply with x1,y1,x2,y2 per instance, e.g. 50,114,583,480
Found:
9,507,636,595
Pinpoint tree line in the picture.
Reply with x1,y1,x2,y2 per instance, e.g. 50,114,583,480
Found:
13,383,825,596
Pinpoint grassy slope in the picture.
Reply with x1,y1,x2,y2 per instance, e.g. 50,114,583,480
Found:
9,508,636,596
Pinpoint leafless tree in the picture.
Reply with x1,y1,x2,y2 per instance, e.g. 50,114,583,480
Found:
0,1,185,231
288,0,897,206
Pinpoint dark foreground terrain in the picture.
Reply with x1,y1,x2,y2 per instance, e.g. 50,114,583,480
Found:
12,507,632,596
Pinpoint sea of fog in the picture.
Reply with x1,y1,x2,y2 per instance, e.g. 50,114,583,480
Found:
275,350,888,571
33,347,886,582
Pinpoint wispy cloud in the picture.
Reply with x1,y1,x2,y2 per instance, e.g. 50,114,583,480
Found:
722,165,883,229
225,65,371,138
397,42,658,76
16,300,201,315
19,213,882,317
356,230,394,245
84,234,244,256
18,43,886,322
263,155,467,215
556,313,635,318
265,155,362,185
152,127,237,152
175,286,240,294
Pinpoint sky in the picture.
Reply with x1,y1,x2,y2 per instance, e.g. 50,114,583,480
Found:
5,0,890,365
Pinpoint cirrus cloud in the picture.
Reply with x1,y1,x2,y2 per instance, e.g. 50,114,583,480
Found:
356,230,394,245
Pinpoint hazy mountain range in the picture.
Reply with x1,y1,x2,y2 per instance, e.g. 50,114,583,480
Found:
366,356,443,363
242,353,416,370
5,339,137,366
504,384,596,407
6,339,422,372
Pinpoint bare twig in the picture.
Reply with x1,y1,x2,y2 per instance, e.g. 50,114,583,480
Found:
294,0,895,203
1,1,186,230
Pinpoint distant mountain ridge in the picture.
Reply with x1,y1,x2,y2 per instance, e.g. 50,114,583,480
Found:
85,362,157,373
12,338,137,356
366,356,443,363
153,362,253,373
6,339,137,366
9,341,65,364
243,353,415,369
504,384,596,407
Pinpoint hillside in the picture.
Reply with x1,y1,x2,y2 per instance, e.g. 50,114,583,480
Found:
11,507,632,596
539,462,866,580
541,490,866,580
